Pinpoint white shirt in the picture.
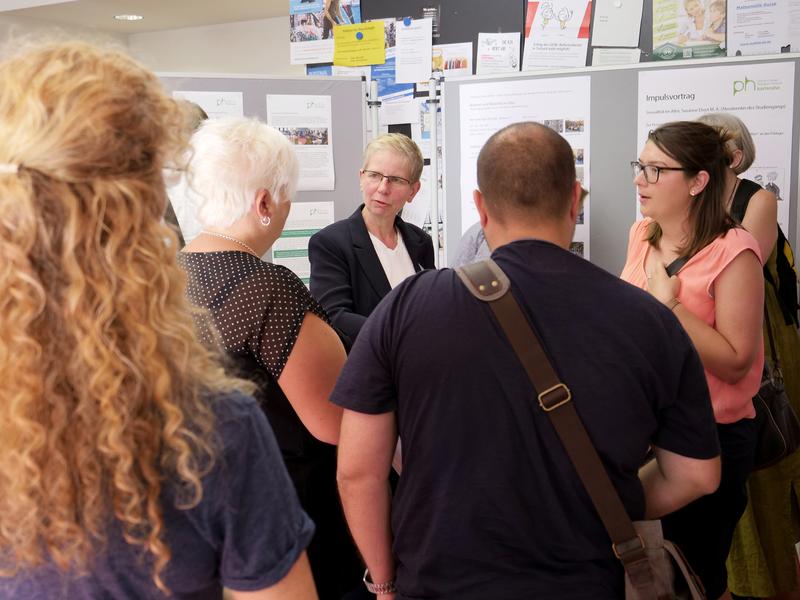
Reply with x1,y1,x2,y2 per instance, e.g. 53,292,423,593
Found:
369,229,416,289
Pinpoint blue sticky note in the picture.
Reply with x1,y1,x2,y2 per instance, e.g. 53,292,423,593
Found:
403,17,412,26
356,31,363,40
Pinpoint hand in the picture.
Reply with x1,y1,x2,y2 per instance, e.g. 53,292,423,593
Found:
646,263,680,306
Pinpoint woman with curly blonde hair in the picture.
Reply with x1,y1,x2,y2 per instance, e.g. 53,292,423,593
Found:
0,42,317,599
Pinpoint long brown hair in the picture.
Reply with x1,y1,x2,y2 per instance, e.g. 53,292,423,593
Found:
0,42,248,592
645,121,736,258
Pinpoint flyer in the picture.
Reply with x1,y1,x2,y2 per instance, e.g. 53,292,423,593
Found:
652,0,726,61
729,1,787,56
476,32,521,75
333,20,385,66
637,62,795,230
290,0,362,65
395,17,433,84
267,94,336,191
522,0,592,70
458,76,591,257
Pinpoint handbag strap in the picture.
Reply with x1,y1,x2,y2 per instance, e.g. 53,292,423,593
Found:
665,256,688,277
455,259,656,591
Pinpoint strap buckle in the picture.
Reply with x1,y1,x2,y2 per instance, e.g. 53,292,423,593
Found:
537,383,571,412
612,534,646,561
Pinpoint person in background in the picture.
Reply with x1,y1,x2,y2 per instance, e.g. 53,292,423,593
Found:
179,117,364,599
0,42,316,599
698,113,800,600
621,120,764,600
334,122,720,599
167,100,208,245
309,133,434,344
451,221,491,267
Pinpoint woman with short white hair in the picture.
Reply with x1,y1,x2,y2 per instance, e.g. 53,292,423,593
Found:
180,117,364,599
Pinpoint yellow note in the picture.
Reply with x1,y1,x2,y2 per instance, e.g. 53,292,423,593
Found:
333,20,386,67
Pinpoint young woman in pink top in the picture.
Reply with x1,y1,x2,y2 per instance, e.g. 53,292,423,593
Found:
621,121,764,600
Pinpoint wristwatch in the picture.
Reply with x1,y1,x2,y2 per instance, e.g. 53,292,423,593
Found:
363,568,397,594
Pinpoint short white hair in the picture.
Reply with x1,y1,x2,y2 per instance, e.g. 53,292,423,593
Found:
186,117,298,228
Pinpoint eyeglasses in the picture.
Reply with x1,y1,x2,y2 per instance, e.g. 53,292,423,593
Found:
631,161,689,184
361,169,411,187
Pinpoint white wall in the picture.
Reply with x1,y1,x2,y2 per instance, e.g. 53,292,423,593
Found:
0,14,127,50
128,16,304,76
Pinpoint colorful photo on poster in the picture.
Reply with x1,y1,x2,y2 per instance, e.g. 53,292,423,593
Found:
653,0,727,61
290,0,362,64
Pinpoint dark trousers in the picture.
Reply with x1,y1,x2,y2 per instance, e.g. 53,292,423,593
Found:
661,418,757,599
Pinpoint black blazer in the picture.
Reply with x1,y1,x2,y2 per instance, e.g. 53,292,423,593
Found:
309,205,435,344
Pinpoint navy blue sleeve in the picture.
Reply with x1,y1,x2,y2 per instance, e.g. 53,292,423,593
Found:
651,319,721,459
330,284,397,415
200,395,315,591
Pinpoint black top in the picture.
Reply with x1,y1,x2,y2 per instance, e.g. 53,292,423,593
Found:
308,205,435,344
180,251,363,599
331,239,719,600
0,392,314,599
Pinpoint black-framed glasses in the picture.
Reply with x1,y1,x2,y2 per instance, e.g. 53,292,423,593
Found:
631,161,689,184
361,169,411,187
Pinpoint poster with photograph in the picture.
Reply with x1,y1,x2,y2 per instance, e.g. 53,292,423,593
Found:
637,62,795,230
458,76,591,257
652,0,727,61
272,201,335,284
522,0,592,70
267,94,335,191
290,0,362,65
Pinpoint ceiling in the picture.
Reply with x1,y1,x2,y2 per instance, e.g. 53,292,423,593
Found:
1,0,290,34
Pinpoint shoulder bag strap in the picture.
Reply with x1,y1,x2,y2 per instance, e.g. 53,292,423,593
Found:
455,259,656,591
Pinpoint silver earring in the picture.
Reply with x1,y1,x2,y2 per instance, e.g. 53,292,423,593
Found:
260,215,271,228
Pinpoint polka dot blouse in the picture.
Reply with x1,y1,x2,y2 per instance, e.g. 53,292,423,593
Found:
180,251,328,379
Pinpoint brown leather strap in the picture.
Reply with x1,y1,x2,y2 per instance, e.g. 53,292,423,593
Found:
456,259,655,590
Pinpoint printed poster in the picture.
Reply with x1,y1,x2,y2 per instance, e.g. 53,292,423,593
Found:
476,32,521,75
267,94,335,191
522,0,592,70
272,201,335,284
729,1,787,56
652,0,727,61
637,62,795,230
458,76,591,258
290,0,362,65
171,91,243,119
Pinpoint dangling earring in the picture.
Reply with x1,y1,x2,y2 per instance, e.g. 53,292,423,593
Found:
260,215,271,228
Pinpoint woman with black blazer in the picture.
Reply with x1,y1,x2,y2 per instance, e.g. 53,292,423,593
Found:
309,134,435,345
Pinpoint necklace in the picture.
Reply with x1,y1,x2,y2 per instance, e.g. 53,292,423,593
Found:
200,230,258,256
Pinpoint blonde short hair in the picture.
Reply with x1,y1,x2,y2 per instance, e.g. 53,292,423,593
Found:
362,133,424,183
697,113,756,174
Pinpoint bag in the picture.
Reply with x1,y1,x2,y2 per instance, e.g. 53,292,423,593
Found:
752,363,800,470
456,259,705,600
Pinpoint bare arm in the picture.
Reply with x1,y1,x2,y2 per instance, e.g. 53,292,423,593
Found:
649,249,764,383
741,188,778,263
279,313,346,444
337,409,397,599
639,446,721,518
226,552,318,600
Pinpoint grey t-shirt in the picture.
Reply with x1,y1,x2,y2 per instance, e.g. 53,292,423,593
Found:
452,222,491,267
0,392,314,599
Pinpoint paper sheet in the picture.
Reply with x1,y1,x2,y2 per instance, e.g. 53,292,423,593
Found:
591,47,641,65
522,0,592,70
729,1,788,56
476,32,521,75
267,94,335,191
334,20,386,66
395,17,433,84
590,0,644,47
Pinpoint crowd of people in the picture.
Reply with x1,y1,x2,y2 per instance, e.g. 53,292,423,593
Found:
0,41,798,600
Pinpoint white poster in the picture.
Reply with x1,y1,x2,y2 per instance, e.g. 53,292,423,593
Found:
637,62,795,231
729,1,787,56
272,201,335,284
267,95,335,191
395,17,433,84
476,32,521,75
172,91,243,119
522,0,592,70
590,0,644,47
458,76,591,257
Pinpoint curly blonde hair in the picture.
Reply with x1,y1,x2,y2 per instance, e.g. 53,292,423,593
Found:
0,42,248,592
